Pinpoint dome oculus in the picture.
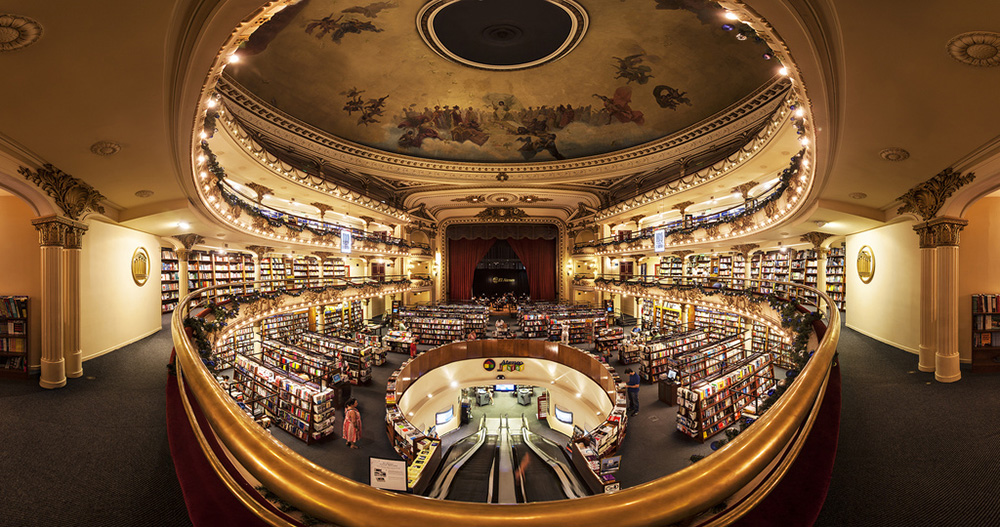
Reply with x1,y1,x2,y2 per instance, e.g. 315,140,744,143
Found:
418,0,588,70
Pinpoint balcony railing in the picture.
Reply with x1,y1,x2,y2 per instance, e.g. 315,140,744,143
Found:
171,274,839,527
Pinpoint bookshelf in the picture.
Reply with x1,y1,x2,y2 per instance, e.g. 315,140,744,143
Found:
972,294,1000,372
639,329,709,383
261,311,309,341
409,316,465,345
322,300,364,335
666,335,746,387
260,256,292,291
0,296,29,378
825,245,846,310
595,326,624,361
211,325,254,372
731,253,747,288
693,307,745,340
261,339,343,385
676,352,774,442
384,330,416,354
657,256,683,278
298,332,373,384
789,249,819,305
548,315,607,344
520,312,550,338
761,250,791,296
161,248,180,312
232,354,337,444
686,254,714,278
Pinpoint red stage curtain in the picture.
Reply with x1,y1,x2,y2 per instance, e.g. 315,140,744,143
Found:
448,238,496,300
507,237,556,300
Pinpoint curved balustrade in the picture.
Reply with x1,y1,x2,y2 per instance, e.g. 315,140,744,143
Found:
573,147,805,254
171,274,839,527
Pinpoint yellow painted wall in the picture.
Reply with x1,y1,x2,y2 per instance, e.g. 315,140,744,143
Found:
0,196,42,368
958,197,1000,362
845,220,921,353
80,220,162,359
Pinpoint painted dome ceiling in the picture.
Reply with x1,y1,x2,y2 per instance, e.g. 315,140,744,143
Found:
227,0,779,164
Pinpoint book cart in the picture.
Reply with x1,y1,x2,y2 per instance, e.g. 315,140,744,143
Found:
0,296,29,378
232,354,337,444
384,330,416,354
675,353,775,442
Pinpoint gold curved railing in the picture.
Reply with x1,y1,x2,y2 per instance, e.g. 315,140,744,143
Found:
172,276,839,527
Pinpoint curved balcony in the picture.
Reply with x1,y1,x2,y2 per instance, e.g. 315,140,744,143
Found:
574,149,804,256
170,269,839,526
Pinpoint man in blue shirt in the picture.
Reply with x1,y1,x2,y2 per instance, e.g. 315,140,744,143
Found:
625,368,640,416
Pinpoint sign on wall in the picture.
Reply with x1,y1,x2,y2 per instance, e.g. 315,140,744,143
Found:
341,229,352,254
654,229,665,252
131,247,150,286
857,245,875,284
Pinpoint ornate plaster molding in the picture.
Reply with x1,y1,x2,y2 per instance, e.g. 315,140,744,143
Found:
174,234,205,250
30,216,84,248
920,217,969,247
451,195,487,204
672,250,694,259
947,31,1000,67
879,147,909,162
244,182,273,202
732,180,759,199
0,14,42,52
672,201,695,215
896,167,976,221
89,141,122,157
246,245,273,259
18,164,106,221
731,243,759,257
474,207,528,221
800,231,832,249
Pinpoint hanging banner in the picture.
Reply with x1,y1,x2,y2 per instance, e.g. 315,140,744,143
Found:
341,229,353,253
654,229,665,252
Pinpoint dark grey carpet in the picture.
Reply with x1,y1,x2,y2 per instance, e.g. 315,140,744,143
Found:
0,314,190,527
3,312,998,526
815,326,1000,527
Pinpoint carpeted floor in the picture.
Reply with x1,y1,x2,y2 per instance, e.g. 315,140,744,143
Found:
5,312,1000,526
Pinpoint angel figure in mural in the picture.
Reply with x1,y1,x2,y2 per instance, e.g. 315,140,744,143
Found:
653,84,693,110
305,14,383,44
397,115,441,149
340,2,398,18
613,54,654,85
593,86,645,125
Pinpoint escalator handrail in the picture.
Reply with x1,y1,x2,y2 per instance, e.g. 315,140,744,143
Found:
520,424,589,499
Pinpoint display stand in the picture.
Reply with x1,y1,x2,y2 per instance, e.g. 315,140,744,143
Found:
0,296,29,378
675,353,774,442
972,294,1000,372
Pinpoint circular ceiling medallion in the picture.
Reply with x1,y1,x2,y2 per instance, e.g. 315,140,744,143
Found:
488,193,518,204
879,147,909,162
0,14,42,52
90,140,121,156
417,0,588,70
947,31,1000,67
849,192,867,200
134,190,154,198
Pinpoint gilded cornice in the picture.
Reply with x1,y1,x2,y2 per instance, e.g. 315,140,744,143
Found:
18,164,106,221
474,207,528,221
896,167,976,222
731,243,759,257
672,201,695,215
915,216,969,248
30,216,83,248
732,180,759,199
246,245,273,259
244,182,273,202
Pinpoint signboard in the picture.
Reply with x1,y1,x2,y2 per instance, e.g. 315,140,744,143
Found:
131,247,150,286
857,245,875,283
653,229,665,252
369,457,407,491
341,229,353,254
601,455,621,474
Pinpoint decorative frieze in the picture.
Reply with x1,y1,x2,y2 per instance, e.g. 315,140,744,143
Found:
800,231,833,249
925,217,968,247
896,167,976,222
173,234,205,250
19,164,106,221
731,180,759,200
731,243,759,257
475,207,528,221
246,245,274,259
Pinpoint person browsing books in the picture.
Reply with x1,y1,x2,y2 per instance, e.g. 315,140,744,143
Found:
625,368,641,416
343,397,362,449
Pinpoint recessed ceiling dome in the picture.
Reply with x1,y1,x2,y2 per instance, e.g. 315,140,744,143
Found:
227,0,778,163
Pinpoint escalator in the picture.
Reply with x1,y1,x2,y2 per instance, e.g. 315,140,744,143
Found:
510,435,568,502
443,434,498,502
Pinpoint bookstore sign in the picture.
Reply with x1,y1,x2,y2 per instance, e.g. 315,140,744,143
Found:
131,247,150,286
654,229,665,252
341,229,352,254
857,245,875,284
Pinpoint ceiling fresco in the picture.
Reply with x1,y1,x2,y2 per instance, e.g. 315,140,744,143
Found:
228,0,777,163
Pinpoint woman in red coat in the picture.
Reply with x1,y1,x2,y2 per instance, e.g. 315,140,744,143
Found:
343,397,362,449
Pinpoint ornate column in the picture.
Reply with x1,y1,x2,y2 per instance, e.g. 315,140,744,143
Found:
62,222,88,378
928,217,967,383
31,216,69,389
815,248,829,313
913,223,937,373
173,234,204,303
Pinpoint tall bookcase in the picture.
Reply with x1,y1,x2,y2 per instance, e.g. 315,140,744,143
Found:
262,311,309,341
751,320,793,368
322,300,364,335
666,335,746,387
260,256,292,291
825,245,846,310
693,307,744,340
161,248,180,312
0,296,29,378
639,329,708,382
212,325,254,372
676,353,774,442
761,250,791,296
972,294,1000,372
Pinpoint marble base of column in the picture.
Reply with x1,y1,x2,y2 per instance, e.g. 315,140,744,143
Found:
65,351,83,378
918,346,935,373
39,357,66,389
934,354,961,383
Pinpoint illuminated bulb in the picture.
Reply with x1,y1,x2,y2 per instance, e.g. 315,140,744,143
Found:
206,99,218,109
794,108,804,118
227,54,240,64
779,67,789,76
